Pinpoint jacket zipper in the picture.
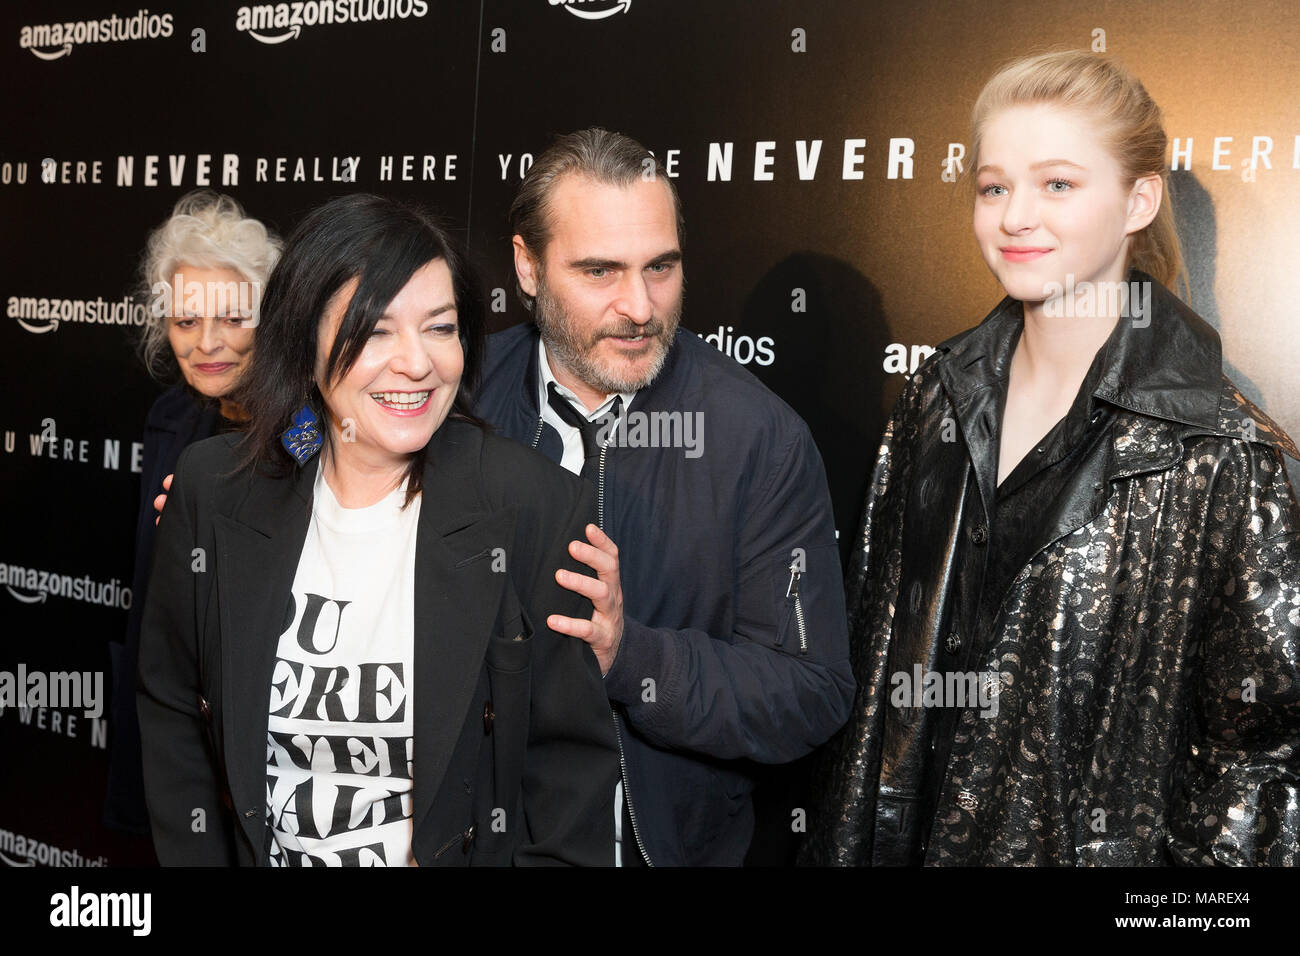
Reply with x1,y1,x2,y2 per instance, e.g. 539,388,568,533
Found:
597,422,652,866
786,563,808,654
612,709,652,866
597,442,610,529
536,412,653,866
433,824,475,860
197,695,235,810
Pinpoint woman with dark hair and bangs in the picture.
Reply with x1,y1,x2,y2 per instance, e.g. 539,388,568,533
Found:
137,193,619,866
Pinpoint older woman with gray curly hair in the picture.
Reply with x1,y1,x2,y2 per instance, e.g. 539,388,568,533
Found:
137,189,281,413
106,190,281,840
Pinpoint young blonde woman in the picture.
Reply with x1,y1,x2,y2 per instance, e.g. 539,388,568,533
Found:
804,50,1300,866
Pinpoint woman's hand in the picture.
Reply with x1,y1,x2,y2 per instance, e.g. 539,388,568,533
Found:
549,523,624,676
153,473,173,526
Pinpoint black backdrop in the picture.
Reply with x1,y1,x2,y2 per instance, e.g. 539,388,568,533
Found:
3,0,1297,867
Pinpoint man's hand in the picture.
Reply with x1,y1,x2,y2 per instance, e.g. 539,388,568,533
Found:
550,523,625,676
153,473,172,526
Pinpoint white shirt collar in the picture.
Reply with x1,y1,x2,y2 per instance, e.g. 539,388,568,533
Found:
536,336,636,421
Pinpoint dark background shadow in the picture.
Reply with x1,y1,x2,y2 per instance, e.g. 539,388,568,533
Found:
1172,170,1299,489
739,255,892,865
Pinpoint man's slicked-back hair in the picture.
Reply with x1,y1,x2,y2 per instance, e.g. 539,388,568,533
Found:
508,127,684,312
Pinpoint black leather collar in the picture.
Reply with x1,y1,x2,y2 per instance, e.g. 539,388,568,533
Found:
938,269,1257,439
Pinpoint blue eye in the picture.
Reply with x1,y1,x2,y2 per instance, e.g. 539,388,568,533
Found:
979,183,1007,197
1046,179,1074,193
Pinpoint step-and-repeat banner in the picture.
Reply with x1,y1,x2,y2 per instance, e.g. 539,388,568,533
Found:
2,0,1297,866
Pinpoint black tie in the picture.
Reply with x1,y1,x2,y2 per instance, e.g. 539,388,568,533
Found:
545,381,622,482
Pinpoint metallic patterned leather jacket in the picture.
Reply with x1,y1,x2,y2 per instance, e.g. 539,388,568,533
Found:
802,273,1300,866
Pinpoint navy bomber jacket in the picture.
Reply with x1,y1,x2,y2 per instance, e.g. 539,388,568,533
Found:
475,324,855,866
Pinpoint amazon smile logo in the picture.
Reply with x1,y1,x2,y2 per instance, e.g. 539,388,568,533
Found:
236,0,429,44
8,295,148,334
550,0,633,20
1,562,132,611
0,830,107,868
19,10,174,60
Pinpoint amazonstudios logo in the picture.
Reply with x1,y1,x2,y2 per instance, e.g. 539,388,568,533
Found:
19,10,174,60
698,325,775,367
236,0,429,44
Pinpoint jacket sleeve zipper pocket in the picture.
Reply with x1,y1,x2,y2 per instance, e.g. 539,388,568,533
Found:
786,564,808,655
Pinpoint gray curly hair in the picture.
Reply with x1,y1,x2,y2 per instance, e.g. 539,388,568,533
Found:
137,189,282,381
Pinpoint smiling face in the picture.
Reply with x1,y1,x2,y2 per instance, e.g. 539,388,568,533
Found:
167,264,256,398
314,257,463,472
514,173,683,399
973,103,1159,309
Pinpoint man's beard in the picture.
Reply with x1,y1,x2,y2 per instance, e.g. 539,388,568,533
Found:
533,275,681,395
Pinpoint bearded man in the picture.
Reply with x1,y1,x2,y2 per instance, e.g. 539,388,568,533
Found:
474,127,854,866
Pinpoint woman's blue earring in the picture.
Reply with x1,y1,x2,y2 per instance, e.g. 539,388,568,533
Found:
281,405,322,465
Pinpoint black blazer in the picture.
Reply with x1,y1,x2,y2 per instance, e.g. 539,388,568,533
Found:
107,384,222,835
137,418,618,866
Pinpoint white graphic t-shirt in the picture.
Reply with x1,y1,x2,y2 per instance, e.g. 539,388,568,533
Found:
265,467,420,867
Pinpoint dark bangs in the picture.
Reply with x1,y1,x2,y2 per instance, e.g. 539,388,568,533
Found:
235,193,486,502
